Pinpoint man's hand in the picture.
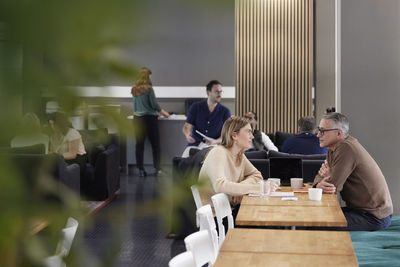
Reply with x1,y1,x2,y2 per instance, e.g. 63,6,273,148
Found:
316,177,336,194
185,134,195,144
318,160,331,178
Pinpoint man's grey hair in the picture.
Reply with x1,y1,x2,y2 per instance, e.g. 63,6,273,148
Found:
298,116,315,133
322,112,350,137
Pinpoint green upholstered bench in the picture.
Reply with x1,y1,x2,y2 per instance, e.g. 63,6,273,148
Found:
350,216,400,267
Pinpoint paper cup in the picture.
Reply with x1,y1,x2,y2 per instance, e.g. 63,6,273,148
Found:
290,178,303,189
308,188,323,200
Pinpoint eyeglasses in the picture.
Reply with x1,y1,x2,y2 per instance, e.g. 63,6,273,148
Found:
213,90,223,94
317,127,339,136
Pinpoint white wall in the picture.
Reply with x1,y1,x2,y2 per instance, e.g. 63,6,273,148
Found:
341,0,400,215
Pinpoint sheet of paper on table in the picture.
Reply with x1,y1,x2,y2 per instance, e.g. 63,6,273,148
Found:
248,192,295,197
269,192,295,197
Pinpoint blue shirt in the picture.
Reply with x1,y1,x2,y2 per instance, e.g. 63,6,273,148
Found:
186,100,231,146
281,133,328,155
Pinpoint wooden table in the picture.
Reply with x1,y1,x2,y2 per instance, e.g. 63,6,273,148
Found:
236,193,347,227
214,228,358,267
30,219,49,235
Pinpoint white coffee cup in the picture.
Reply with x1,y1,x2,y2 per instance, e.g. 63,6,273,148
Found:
268,178,281,187
290,178,303,189
308,188,323,200
259,180,271,197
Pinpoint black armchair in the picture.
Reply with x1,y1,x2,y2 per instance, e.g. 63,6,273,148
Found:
79,129,120,200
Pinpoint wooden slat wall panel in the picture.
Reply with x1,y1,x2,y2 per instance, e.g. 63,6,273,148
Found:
235,0,312,133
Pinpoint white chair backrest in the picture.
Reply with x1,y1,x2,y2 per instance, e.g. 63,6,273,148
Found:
168,251,196,267
184,230,216,266
191,185,203,209
55,217,79,257
211,193,234,246
191,185,203,227
197,205,219,255
43,255,65,267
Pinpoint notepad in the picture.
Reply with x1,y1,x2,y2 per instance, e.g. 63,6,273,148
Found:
269,192,295,197
195,130,216,142
292,188,309,193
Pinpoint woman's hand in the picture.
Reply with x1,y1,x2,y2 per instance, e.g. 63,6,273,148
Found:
63,139,79,160
266,180,279,193
160,109,170,118
232,195,243,205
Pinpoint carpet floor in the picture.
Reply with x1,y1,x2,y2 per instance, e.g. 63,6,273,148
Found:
80,166,185,267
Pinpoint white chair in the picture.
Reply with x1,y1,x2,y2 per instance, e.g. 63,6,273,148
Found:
211,193,234,246
184,230,216,267
191,185,203,210
197,205,219,255
168,251,196,267
55,217,79,257
44,217,78,267
191,185,203,227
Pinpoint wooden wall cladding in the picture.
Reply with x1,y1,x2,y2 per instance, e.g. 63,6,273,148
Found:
235,0,312,133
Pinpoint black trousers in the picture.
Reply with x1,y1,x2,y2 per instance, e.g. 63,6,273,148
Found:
134,115,161,170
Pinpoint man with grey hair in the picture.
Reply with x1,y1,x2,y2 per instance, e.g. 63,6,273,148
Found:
314,112,393,231
281,116,327,154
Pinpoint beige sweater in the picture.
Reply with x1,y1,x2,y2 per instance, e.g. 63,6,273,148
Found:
313,136,393,219
198,145,263,207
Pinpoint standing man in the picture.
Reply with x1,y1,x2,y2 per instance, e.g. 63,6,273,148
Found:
313,112,393,231
182,80,231,157
281,116,328,155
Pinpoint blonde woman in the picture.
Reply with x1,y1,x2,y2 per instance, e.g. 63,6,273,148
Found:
49,112,87,177
198,116,277,213
131,67,169,177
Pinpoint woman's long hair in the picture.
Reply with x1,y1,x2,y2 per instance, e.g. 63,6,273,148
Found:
131,67,152,97
50,112,72,136
220,116,251,164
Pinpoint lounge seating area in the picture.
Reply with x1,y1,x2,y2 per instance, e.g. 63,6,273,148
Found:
1,128,120,201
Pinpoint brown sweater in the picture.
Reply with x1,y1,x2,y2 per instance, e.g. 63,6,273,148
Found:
198,145,262,207
313,136,393,219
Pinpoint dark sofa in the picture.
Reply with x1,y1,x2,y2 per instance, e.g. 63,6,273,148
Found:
245,150,326,183
79,129,120,200
267,131,296,151
6,152,80,194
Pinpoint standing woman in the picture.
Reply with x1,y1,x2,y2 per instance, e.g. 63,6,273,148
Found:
131,67,169,177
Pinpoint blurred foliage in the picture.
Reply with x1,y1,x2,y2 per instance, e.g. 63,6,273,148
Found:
0,0,232,266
